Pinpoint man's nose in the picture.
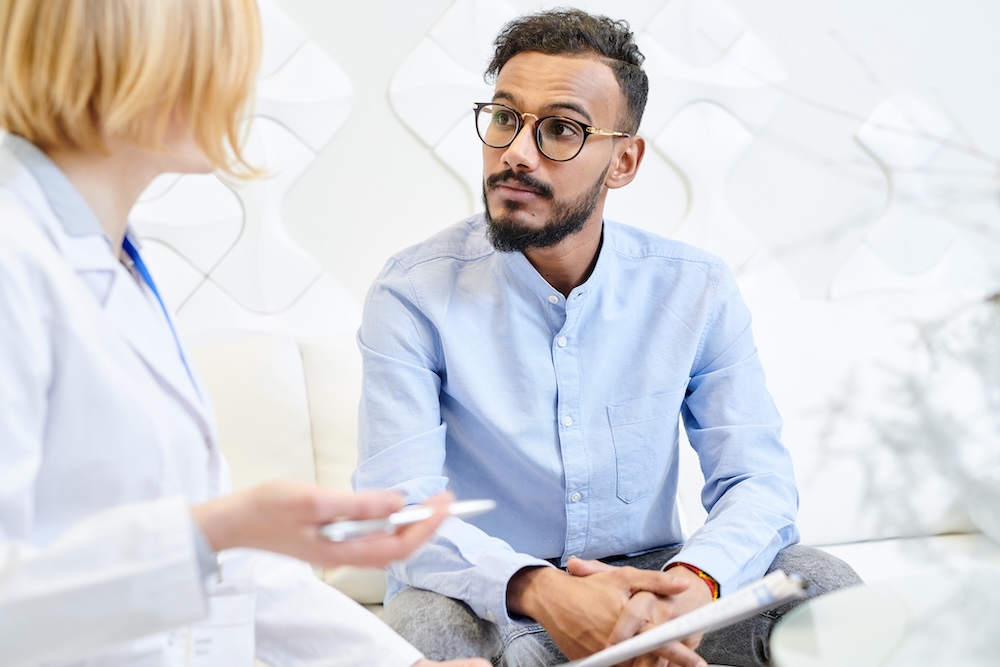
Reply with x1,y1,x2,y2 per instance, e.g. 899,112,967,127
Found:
501,114,541,171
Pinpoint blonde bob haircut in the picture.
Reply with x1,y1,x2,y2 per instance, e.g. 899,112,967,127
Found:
0,0,262,176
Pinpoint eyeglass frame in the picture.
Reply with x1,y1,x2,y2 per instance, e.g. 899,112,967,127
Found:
473,102,631,162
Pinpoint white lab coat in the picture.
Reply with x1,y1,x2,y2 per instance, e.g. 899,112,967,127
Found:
0,135,423,667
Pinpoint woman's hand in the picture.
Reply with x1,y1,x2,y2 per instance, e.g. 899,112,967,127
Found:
192,480,452,568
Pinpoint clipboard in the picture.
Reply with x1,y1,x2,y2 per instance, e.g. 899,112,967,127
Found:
559,570,809,667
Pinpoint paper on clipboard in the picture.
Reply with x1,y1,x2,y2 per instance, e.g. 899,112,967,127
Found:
559,570,808,667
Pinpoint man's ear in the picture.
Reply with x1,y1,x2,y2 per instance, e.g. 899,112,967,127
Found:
605,136,645,190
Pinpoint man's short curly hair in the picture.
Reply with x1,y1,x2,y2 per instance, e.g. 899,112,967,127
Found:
485,8,648,134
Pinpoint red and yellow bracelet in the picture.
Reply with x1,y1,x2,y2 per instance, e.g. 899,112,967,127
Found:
666,562,720,600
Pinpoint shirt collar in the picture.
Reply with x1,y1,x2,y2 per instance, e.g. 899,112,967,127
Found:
2,133,107,240
497,220,611,307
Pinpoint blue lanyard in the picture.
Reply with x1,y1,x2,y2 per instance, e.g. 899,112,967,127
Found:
121,236,201,400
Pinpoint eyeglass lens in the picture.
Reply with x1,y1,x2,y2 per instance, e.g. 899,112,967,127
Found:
475,104,586,162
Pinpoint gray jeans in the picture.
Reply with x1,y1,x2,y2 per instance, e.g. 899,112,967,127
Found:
381,545,863,667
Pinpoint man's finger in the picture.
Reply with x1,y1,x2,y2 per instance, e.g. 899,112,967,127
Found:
567,561,692,600
622,568,692,597
566,557,615,576
607,591,657,645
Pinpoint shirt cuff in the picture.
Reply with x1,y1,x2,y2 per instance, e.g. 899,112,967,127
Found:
665,544,741,597
469,550,554,626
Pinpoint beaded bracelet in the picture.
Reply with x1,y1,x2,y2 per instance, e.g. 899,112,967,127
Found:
666,562,720,600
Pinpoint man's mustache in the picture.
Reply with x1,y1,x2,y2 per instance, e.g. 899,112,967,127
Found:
485,170,553,199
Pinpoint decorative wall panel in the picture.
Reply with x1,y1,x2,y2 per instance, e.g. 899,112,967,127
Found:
128,0,1000,336
386,0,1000,299
132,0,356,339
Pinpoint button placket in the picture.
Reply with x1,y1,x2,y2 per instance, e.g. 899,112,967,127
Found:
551,285,588,559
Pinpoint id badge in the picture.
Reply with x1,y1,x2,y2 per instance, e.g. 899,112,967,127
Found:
166,581,256,667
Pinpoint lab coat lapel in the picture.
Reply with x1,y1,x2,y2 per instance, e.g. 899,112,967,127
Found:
4,134,216,445
58,230,207,422
101,261,211,432
56,228,120,305
96,255,222,489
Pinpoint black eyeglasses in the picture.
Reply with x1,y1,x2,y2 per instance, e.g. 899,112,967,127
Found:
473,102,630,162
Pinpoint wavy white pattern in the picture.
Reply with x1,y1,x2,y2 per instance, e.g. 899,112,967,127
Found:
830,96,996,296
388,0,1000,299
132,0,356,339
124,0,1000,337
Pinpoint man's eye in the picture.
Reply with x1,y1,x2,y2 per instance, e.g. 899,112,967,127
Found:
544,120,582,140
494,111,516,127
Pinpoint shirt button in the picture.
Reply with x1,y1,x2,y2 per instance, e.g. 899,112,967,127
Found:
557,336,567,347
570,492,582,503
548,295,559,304
562,415,573,427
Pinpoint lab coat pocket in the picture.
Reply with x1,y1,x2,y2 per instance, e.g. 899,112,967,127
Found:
608,390,684,503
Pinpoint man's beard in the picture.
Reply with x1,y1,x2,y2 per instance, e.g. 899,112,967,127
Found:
483,167,607,253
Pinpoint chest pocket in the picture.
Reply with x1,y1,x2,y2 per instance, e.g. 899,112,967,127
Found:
607,389,685,503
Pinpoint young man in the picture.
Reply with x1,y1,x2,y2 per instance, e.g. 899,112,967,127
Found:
354,9,861,667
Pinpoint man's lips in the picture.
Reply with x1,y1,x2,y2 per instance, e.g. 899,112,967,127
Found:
495,182,542,196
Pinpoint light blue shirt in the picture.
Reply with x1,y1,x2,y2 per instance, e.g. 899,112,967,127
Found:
355,214,800,625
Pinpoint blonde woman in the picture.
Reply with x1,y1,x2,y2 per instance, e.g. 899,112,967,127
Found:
0,2,486,667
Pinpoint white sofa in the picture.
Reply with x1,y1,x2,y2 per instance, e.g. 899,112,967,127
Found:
676,289,1000,582
187,288,1000,646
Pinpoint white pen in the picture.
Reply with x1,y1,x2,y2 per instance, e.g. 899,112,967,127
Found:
321,499,497,542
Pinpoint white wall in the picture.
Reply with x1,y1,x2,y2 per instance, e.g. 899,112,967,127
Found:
134,0,1000,338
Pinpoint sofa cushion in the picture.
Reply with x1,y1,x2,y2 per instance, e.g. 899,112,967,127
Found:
298,334,363,492
189,332,390,604
297,334,390,602
188,333,317,487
